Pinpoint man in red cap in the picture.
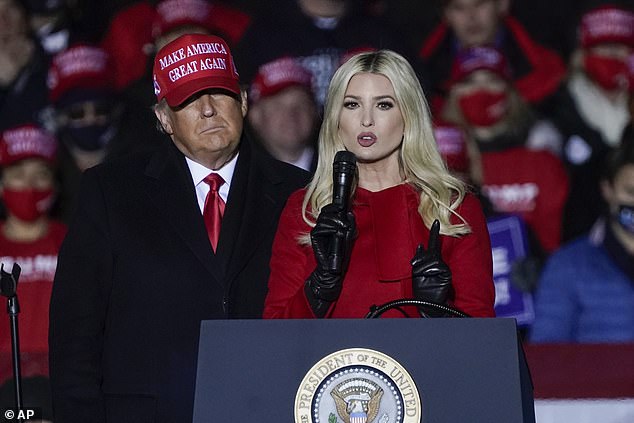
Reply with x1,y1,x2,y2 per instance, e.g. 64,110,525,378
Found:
247,56,319,172
49,33,309,423
47,43,126,222
546,3,634,241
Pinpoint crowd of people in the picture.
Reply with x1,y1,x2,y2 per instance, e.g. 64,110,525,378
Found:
0,0,633,420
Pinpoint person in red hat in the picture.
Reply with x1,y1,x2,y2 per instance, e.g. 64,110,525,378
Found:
545,3,634,241
49,33,309,423
247,56,319,172
440,46,569,255
48,43,121,169
0,123,66,387
48,43,125,222
102,0,253,168
418,0,566,114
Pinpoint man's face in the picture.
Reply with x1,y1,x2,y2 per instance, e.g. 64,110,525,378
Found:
444,0,508,47
156,88,248,170
248,87,317,154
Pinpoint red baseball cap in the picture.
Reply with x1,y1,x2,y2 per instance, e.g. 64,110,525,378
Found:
0,124,57,167
152,0,213,39
580,5,634,49
449,46,512,86
48,44,113,104
153,33,240,107
249,57,313,103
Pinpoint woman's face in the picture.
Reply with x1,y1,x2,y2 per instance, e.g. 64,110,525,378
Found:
338,72,404,169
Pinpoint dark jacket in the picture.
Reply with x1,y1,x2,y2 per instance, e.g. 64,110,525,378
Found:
49,134,309,423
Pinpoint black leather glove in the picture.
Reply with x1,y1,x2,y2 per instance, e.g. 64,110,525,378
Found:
411,219,452,310
305,203,356,317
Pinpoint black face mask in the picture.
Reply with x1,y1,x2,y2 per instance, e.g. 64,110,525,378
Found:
615,204,634,234
59,121,117,152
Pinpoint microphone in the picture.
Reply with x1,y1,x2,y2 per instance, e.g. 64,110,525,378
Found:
329,150,357,272
332,150,357,210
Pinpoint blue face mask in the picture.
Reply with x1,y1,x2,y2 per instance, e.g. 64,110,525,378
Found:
60,122,117,152
616,204,634,234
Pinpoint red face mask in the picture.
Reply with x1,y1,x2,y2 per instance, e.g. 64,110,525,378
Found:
584,54,629,92
458,90,509,127
2,188,54,222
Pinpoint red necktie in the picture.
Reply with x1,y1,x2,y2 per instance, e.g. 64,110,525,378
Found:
203,173,225,252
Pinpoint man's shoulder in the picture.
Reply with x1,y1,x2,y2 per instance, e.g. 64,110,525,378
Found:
248,142,311,188
89,146,164,179
547,235,601,266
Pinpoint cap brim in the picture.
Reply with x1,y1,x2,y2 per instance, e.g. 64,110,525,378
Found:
164,77,241,107
1,153,56,167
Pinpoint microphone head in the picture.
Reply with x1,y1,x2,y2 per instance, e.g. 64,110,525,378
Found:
334,150,357,166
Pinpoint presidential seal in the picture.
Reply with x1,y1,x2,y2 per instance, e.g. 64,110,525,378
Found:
295,348,422,423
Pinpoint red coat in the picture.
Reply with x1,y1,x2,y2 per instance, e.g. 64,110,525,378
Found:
264,184,495,318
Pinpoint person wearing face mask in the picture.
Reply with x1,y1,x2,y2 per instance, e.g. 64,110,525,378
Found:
441,46,569,255
0,123,66,387
47,42,123,221
263,50,495,319
418,0,566,114
544,4,634,242
530,125,634,343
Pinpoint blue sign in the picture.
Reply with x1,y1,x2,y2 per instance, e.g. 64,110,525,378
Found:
487,215,535,326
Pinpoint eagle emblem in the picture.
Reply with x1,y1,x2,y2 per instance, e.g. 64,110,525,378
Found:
330,378,383,423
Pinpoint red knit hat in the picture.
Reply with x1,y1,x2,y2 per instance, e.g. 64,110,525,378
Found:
449,46,512,86
433,122,469,174
152,0,213,39
0,124,57,167
249,57,313,103
153,33,240,107
48,44,113,104
579,5,634,48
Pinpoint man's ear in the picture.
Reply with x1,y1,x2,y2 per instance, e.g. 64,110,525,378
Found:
240,90,248,118
154,105,174,135
247,102,262,129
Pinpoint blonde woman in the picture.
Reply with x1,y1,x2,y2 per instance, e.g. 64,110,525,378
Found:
264,50,495,318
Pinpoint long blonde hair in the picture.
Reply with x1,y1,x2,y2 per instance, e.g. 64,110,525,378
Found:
302,50,470,240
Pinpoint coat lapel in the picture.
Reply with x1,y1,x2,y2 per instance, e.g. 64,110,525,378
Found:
219,139,281,285
143,141,223,285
